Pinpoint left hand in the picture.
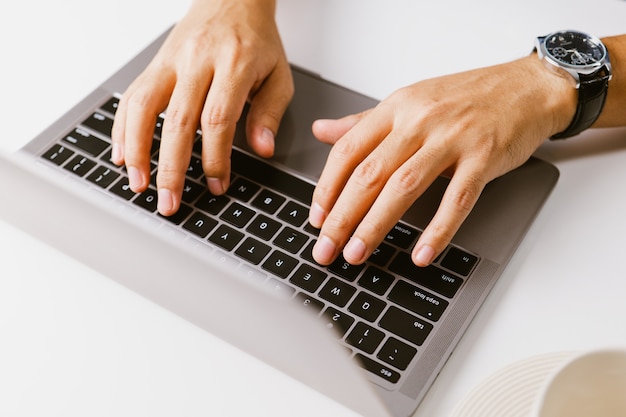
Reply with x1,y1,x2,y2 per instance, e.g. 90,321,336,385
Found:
308,55,576,267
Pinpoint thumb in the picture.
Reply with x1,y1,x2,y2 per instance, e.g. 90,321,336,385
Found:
312,110,371,145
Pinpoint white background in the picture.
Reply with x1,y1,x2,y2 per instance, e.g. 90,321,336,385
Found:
2,1,626,416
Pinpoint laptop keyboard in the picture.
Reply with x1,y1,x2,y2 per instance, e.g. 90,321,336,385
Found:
39,95,479,386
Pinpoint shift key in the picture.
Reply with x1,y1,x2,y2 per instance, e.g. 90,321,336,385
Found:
389,252,463,298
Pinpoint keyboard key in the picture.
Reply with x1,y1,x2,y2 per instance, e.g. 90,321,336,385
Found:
441,246,478,276
227,177,260,202
377,337,417,371
385,223,420,249
294,292,325,314
64,155,96,177
328,255,365,282
277,200,309,227
358,266,395,296
231,149,314,205
251,189,286,214
379,306,433,346
273,227,309,254
368,242,396,267
289,264,327,293
181,179,205,204
195,191,230,215
354,354,400,384
389,252,464,298
247,214,281,241
346,322,385,354
319,277,357,308
220,202,255,228
348,292,386,322
159,203,193,225
300,240,322,266
110,177,136,200
388,280,448,321
42,144,74,165
261,250,298,279
209,224,244,251
86,166,119,188
321,307,355,338
235,237,272,265
82,112,114,138
62,128,109,156
133,188,158,212
100,96,119,115
303,222,320,236
183,212,218,238
185,155,204,180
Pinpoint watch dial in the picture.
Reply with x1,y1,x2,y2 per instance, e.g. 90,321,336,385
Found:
545,31,605,67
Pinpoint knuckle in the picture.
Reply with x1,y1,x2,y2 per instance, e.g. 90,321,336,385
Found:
164,107,197,135
352,158,387,190
201,155,228,178
388,166,425,197
445,174,484,214
329,137,359,164
201,106,236,132
324,210,354,235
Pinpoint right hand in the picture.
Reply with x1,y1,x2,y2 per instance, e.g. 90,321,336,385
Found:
111,0,293,215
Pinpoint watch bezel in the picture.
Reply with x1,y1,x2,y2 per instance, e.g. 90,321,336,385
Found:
535,30,609,86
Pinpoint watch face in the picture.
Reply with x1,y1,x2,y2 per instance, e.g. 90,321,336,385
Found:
544,31,606,67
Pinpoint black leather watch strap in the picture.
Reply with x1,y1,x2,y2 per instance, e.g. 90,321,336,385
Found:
551,66,611,139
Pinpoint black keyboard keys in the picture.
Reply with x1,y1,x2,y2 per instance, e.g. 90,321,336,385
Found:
63,128,109,156
42,144,74,165
379,306,433,346
86,166,119,188
64,155,96,177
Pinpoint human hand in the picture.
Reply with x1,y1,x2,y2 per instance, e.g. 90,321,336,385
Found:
111,0,293,215
308,55,576,267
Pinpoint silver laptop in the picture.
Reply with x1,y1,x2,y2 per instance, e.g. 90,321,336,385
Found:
1,28,559,417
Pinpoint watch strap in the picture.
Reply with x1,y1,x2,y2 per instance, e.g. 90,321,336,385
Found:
551,65,611,139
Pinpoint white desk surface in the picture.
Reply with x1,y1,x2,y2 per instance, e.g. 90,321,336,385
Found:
2,1,626,416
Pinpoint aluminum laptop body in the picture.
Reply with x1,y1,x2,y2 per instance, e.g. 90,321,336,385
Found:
3,28,559,417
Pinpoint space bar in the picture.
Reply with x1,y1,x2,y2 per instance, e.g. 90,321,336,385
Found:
231,149,315,205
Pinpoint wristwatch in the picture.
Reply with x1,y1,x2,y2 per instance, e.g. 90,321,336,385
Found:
535,30,612,139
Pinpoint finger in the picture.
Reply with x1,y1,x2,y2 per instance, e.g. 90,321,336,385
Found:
412,164,487,266
245,63,294,158
341,143,451,265
309,106,392,231
312,111,369,145
156,67,213,216
200,67,256,195
313,118,432,265
115,70,174,193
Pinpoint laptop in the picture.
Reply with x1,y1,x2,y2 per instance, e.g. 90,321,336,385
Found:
0,27,559,417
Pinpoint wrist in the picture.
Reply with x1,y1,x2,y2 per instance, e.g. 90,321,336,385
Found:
525,53,578,138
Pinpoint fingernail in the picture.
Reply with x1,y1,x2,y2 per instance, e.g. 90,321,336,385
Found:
414,244,435,266
309,202,327,228
127,166,143,191
313,235,337,265
261,128,275,145
207,177,225,195
344,237,367,264
111,143,123,164
158,188,174,214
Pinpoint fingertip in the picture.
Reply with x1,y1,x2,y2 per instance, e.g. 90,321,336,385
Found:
413,244,436,267
111,142,124,166
308,202,327,229
206,177,228,195
312,235,339,265
249,127,275,158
